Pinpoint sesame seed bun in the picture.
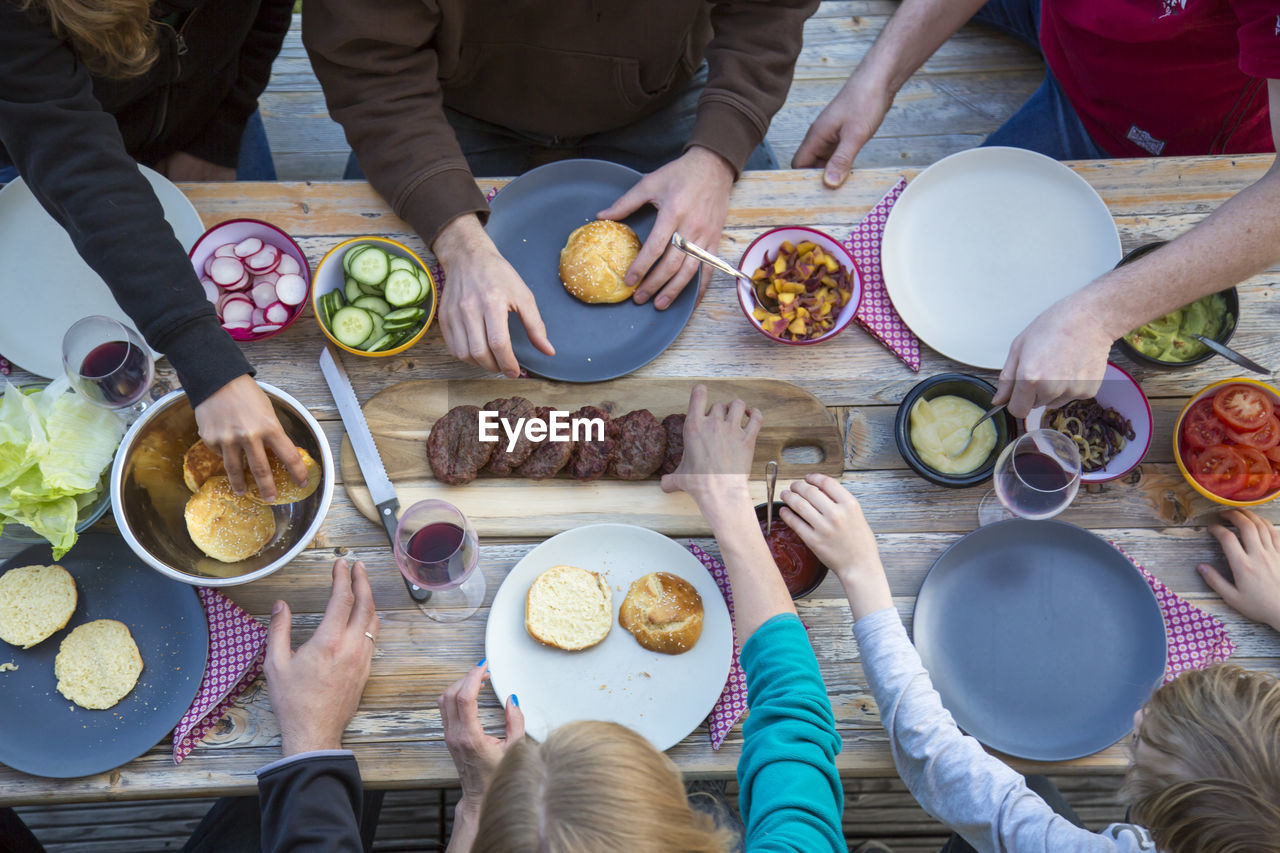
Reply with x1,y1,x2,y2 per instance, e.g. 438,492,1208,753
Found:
558,220,642,304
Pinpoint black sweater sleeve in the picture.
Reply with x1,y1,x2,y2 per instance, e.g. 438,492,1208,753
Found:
0,3,252,406
183,0,293,168
258,754,365,853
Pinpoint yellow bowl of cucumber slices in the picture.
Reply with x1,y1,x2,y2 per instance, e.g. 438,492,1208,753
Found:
311,236,437,357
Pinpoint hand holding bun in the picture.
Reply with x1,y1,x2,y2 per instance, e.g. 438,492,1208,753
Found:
619,571,703,655
559,220,642,304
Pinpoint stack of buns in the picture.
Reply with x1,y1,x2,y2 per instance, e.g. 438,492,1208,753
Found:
559,220,642,304
182,440,321,562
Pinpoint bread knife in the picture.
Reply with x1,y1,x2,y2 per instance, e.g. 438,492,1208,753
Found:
319,346,430,602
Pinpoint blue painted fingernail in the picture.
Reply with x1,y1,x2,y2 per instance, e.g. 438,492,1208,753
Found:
511,694,519,707
477,658,486,667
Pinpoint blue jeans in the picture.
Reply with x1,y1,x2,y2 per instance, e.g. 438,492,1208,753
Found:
973,0,1107,160
0,109,275,185
344,63,778,180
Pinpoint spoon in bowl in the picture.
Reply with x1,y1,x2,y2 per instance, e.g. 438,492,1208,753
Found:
945,403,1005,459
670,233,757,287
1189,334,1271,375
765,460,778,537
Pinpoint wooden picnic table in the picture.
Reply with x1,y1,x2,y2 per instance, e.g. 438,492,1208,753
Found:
2,155,1279,805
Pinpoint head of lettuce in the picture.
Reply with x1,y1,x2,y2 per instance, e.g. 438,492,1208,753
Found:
0,378,125,558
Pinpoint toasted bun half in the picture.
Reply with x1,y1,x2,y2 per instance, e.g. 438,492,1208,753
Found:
184,475,276,562
559,220,642,304
618,572,703,655
525,565,613,651
183,440,225,492
184,440,320,506
0,564,77,649
55,619,143,710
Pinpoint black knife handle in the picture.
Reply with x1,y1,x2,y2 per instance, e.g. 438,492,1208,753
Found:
375,499,431,602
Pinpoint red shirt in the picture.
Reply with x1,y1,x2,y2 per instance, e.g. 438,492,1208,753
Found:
1040,0,1280,156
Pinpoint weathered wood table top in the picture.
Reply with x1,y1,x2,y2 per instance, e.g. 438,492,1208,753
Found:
3,156,1278,804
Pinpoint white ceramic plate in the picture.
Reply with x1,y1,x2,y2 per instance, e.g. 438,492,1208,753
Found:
881,147,1121,369
0,165,204,378
485,523,733,751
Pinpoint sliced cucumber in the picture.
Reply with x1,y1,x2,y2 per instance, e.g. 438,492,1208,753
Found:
358,311,386,349
317,293,334,329
382,317,419,333
385,269,423,307
329,306,374,347
344,276,363,303
358,279,383,296
324,290,346,319
349,247,390,286
391,327,419,347
414,267,432,292
388,256,416,274
353,295,392,316
366,332,397,352
342,244,369,274
383,307,425,323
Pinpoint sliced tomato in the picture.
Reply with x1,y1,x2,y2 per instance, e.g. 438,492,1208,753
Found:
1182,398,1228,451
1270,461,1280,493
1266,446,1280,465
1233,447,1274,501
1192,445,1248,498
1227,414,1280,450
1213,384,1275,431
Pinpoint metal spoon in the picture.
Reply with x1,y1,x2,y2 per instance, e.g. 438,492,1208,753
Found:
765,460,778,537
671,233,757,286
945,403,1005,459
1190,334,1271,375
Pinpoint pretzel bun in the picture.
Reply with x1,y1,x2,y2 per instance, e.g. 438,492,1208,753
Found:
618,572,703,655
559,220,642,304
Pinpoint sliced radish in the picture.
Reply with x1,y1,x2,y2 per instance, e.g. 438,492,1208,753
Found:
222,321,252,333
203,255,216,277
214,243,239,258
245,245,280,274
251,307,267,327
251,282,278,308
275,253,301,276
222,299,254,325
209,256,246,287
200,276,219,302
233,237,263,258
251,324,284,334
275,273,307,306
264,301,291,324
253,271,280,287
218,293,252,315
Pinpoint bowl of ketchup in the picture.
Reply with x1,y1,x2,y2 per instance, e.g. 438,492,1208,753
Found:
755,502,829,599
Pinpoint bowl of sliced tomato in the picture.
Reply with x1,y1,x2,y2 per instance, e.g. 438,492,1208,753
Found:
1175,378,1280,506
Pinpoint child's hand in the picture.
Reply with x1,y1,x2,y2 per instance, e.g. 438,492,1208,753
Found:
1199,509,1280,632
779,473,892,619
661,384,762,512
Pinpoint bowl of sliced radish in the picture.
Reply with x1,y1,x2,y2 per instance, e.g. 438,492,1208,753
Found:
311,236,437,356
190,218,312,342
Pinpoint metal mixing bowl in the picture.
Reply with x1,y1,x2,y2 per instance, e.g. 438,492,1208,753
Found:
109,382,334,586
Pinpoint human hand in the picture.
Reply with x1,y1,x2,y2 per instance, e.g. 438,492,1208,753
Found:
155,151,236,182
791,74,894,188
440,661,525,810
597,146,733,310
265,559,379,757
194,374,306,502
778,474,892,619
992,298,1113,419
1200,509,1280,632
661,384,762,514
433,215,554,377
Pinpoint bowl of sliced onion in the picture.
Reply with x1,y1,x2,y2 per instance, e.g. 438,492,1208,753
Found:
189,219,312,342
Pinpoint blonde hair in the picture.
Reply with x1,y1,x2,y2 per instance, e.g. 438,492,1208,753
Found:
20,0,157,79
472,721,733,853
1126,664,1280,853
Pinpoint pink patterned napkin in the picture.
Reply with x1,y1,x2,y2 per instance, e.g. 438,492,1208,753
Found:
172,588,269,763
841,178,921,371
688,543,747,750
1111,542,1236,683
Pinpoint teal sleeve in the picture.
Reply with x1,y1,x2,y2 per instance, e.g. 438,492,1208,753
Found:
738,613,844,852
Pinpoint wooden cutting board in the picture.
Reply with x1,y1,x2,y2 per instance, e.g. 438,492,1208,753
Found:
340,377,842,538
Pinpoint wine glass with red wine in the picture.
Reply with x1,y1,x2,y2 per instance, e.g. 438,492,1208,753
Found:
977,429,1082,526
61,316,155,421
394,499,485,622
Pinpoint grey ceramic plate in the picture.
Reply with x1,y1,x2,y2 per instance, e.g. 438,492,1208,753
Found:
487,159,699,382
912,519,1166,761
0,533,208,778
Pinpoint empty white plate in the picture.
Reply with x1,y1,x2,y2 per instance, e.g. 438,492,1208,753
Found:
485,523,733,751
0,165,203,378
881,147,1121,369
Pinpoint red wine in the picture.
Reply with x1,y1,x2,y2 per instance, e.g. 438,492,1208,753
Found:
1012,450,1072,491
403,522,472,587
77,340,150,406
995,449,1076,518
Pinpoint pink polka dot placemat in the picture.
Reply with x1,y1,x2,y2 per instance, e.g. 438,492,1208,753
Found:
172,587,269,763
841,177,921,371
688,542,746,750
1111,542,1235,682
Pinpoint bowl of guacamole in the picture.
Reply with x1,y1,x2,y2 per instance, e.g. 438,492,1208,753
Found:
1114,242,1239,368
